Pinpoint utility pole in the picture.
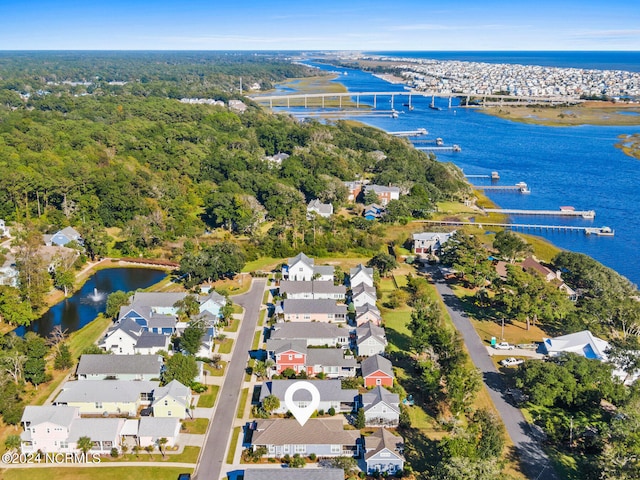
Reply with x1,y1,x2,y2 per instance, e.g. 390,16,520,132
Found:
239,77,242,95
501,318,505,340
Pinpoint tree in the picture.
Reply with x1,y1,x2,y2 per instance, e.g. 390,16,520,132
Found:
174,294,200,320
163,353,198,386
445,365,482,416
23,332,48,387
77,436,93,454
4,434,21,451
435,456,503,480
355,408,366,429
367,252,398,277
54,343,74,370
493,230,532,263
262,394,280,413
180,318,206,356
179,242,246,288
329,456,359,475
290,453,306,468
105,290,131,318
13,224,51,308
157,437,169,459
0,286,36,327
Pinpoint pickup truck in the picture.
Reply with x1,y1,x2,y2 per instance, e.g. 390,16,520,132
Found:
500,357,524,367
494,341,515,350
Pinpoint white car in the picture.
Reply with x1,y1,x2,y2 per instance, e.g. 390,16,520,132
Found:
494,341,515,350
500,357,524,367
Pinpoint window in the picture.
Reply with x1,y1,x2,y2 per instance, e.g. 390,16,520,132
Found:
297,401,309,408
60,441,68,449
284,445,290,453
268,445,275,453
288,355,293,360
164,400,168,406
168,411,172,416
331,445,341,453
376,378,382,386
294,445,306,454
95,402,103,409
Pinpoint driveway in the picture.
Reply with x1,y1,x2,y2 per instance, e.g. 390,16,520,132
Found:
425,266,559,480
194,277,267,480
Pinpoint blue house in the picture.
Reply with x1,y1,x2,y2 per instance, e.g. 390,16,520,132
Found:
48,226,82,247
363,203,385,221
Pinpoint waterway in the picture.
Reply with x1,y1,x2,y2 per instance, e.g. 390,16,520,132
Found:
281,60,640,285
16,267,167,337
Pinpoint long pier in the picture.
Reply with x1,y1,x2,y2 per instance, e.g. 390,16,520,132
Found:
415,145,461,152
465,171,500,180
414,220,613,236
388,128,428,137
482,208,595,219
474,182,530,193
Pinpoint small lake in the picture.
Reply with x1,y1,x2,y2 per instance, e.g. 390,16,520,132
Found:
16,267,168,337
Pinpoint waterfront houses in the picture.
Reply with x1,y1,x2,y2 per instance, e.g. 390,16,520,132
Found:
412,231,455,255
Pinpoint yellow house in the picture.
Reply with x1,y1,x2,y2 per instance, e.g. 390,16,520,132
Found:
53,381,157,417
152,380,192,419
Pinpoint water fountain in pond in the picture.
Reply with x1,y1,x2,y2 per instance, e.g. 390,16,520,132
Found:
88,287,105,302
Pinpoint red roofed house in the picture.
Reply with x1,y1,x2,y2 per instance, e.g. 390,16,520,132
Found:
361,355,394,388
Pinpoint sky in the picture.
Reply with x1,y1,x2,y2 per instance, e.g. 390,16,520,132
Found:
1,0,640,51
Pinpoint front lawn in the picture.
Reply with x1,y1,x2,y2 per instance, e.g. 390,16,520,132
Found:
198,385,220,408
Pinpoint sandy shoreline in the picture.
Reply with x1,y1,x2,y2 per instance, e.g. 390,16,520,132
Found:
372,73,406,84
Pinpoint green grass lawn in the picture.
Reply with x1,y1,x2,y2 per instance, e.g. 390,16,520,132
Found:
198,385,220,408
243,256,283,273
223,319,240,332
1,467,194,480
258,310,267,326
251,330,262,350
107,446,200,463
236,388,249,418
217,338,234,354
180,418,209,435
226,426,242,464
204,361,226,377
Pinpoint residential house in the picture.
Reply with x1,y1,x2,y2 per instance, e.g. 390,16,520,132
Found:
151,380,192,419
279,280,346,300
76,354,163,381
228,99,247,113
360,386,400,426
259,380,357,414
361,355,394,388
307,199,333,218
344,181,364,202
364,185,400,206
45,226,82,247
351,283,377,308
53,380,157,416
264,152,290,166
364,428,405,475
363,203,385,221
522,256,578,300
251,418,361,458
137,417,181,448
270,322,349,348
282,253,334,282
412,232,455,255
20,406,125,454
541,330,638,385
0,219,7,237
281,299,347,323
134,332,172,355
350,264,374,288
266,341,357,378
243,469,345,480
355,304,383,327
99,318,170,355
356,322,388,357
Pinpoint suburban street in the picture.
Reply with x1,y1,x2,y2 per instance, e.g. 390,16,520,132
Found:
194,277,267,480
425,266,559,480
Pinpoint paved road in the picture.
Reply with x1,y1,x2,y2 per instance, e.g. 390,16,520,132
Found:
425,266,559,480
194,278,267,480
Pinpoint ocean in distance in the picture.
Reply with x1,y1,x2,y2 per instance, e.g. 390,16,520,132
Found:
292,57,640,285
366,51,640,72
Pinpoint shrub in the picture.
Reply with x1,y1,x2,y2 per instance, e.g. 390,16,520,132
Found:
110,447,119,458
328,407,336,416
318,409,325,416
191,382,208,393
308,453,317,461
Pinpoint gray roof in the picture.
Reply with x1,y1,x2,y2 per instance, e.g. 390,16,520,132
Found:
356,322,387,347
130,292,187,309
365,428,404,460
351,283,377,297
259,380,357,404
279,280,346,297
68,418,124,443
136,332,170,349
307,348,357,368
361,355,394,378
152,380,190,406
361,386,400,414
252,418,360,446
265,339,308,355
146,315,178,329
412,232,455,242
271,322,348,341
307,199,333,216
356,304,382,319
288,252,314,268
313,265,335,277
138,416,180,438
107,318,143,338
55,380,158,404
244,469,345,480
21,405,78,428
283,299,346,315
365,184,400,195
76,354,163,376
350,264,374,278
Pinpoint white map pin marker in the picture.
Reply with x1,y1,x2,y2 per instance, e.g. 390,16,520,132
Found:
284,381,321,427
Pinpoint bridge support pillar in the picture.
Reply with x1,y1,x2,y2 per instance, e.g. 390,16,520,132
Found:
448,97,452,109
373,95,377,109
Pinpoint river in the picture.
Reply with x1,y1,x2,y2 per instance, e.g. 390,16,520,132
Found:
283,61,640,285
15,267,167,337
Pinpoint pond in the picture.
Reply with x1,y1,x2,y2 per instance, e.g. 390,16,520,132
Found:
16,267,168,337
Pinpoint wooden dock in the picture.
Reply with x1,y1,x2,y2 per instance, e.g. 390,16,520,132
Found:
483,208,595,219
388,128,428,137
474,182,529,193
415,145,461,152
414,220,613,236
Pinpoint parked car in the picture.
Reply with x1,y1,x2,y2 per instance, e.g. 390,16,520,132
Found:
494,341,515,350
500,357,524,367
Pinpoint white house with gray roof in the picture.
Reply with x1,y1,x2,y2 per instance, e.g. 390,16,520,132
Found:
351,283,377,308
270,322,349,348
137,417,181,447
307,199,333,218
251,418,360,458
53,380,157,416
259,379,357,414
364,184,400,206
356,322,388,357
412,231,456,255
76,354,163,381
355,303,382,327
281,299,347,323
99,318,169,355
279,280,346,300
282,253,334,282
364,428,405,475
350,264,374,288
361,386,400,426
